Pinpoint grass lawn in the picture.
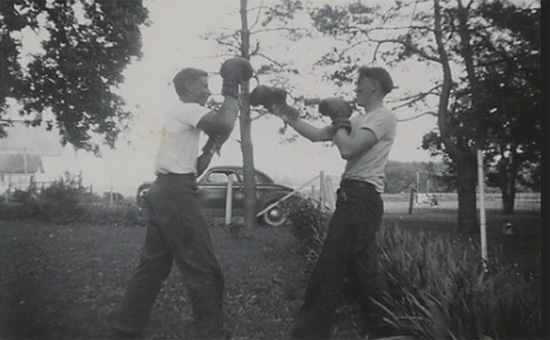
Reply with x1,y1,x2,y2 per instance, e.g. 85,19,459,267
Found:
0,218,308,340
0,208,542,339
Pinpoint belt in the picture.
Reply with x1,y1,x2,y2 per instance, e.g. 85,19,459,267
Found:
156,173,196,182
340,179,376,190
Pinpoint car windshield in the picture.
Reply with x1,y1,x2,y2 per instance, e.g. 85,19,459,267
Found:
235,169,271,184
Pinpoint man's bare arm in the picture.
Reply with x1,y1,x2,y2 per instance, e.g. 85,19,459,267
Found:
333,128,377,160
196,97,239,136
286,118,334,142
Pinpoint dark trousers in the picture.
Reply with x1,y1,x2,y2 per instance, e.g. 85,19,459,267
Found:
292,180,387,339
114,174,225,339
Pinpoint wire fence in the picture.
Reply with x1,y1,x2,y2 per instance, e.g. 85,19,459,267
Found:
301,172,541,215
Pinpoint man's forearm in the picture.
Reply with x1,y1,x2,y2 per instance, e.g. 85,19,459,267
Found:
218,96,240,131
197,151,214,176
287,118,333,142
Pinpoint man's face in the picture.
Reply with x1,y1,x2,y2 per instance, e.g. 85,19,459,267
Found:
188,75,211,106
354,76,378,107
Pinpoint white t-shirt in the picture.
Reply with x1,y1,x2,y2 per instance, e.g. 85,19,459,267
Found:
154,101,211,175
342,107,397,193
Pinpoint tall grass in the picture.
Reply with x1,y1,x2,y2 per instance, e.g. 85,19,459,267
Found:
288,201,540,339
378,224,539,339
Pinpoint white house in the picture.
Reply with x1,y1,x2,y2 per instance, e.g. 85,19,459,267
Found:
0,125,64,194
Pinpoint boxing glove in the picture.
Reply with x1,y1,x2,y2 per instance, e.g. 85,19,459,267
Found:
318,97,352,120
319,97,352,133
219,57,253,98
250,85,275,109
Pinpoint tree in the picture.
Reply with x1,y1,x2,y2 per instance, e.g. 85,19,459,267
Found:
0,0,148,154
206,0,307,229
238,0,257,230
476,2,541,214
307,0,540,232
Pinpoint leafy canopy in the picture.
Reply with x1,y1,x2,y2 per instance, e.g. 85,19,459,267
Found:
0,0,148,154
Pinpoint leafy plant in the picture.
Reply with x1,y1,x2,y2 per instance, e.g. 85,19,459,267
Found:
377,223,540,339
287,198,330,270
38,172,89,223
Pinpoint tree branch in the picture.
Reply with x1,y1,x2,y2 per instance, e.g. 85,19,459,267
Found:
253,52,287,68
348,25,442,62
248,0,264,31
397,111,437,122
371,25,435,32
388,84,442,110
250,27,306,35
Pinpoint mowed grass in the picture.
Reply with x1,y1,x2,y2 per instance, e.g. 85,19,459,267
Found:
0,219,307,340
0,207,541,339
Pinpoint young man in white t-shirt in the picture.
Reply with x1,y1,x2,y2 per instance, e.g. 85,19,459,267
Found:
254,67,397,339
113,58,252,339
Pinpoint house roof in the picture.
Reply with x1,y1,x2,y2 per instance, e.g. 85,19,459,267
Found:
0,125,63,155
0,153,44,174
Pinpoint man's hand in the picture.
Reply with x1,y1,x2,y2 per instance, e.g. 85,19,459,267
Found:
220,57,253,98
318,97,352,133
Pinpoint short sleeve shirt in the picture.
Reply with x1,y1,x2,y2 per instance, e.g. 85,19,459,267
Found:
342,107,397,193
154,101,211,175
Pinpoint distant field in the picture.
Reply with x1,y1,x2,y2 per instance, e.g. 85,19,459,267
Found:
382,192,541,213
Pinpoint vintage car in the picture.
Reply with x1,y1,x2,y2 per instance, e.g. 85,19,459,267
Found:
137,166,306,227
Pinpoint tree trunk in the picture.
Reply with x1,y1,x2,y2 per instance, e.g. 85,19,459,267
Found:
499,153,517,215
455,152,478,233
501,184,516,215
239,0,257,230
239,91,257,229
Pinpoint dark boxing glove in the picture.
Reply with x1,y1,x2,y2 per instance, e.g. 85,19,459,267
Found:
250,85,275,110
318,97,352,133
219,57,253,98
271,87,299,121
250,86,299,121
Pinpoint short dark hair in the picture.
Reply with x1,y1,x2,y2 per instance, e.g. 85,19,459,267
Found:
173,68,208,97
358,67,394,95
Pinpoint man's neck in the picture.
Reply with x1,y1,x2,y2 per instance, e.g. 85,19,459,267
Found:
363,101,384,114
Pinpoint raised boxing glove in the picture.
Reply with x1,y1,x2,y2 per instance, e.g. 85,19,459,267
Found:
318,97,352,120
219,57,253,98
319,97,352,133
271,88,299,121
250,86,299,121
250,85,275,110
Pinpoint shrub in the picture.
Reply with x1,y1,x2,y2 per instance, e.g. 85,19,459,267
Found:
0,172,147,226
377,224,540,339
288,199,330,270
286,206,540,339
38,173,90,223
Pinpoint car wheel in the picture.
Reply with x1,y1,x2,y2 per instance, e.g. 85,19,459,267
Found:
259,202,289,227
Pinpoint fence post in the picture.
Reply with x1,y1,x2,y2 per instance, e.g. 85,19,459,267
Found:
320,171,325,210
408,188,416,214
225,176,233,226
477,149,488,270
324,176,335,212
